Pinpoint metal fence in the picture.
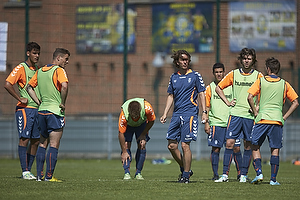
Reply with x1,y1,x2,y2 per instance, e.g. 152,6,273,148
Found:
1,114,300,161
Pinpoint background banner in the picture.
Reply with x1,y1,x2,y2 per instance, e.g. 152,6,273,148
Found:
76,4,136,54
152,2,213,54
229,0,296,52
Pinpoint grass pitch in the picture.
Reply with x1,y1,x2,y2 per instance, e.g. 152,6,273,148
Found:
0,158,299,200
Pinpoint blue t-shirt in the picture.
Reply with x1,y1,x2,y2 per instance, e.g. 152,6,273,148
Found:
167,69,205,116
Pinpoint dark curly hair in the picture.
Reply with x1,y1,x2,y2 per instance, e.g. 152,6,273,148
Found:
238,48,257,66
171,50,191,68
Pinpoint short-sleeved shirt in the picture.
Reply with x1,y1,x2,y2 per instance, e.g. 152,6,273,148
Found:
248,75,298,125
118,100,156,134
6,62,39,108
167,69,205,116
28,65,68,91
218,68,263,119
206,82,232,127
28,65,68,116
218,69,263,90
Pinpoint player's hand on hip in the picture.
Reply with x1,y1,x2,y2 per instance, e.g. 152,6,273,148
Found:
20,97,28,105
229,98,236,107
59,104,65,113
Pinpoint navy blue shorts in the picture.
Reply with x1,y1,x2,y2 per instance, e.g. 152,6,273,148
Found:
38,110,65,138
226,115,254,141
124,121,150,143
15,107,40,139
251,124,283,149
166,115,198,143
208,126,242,147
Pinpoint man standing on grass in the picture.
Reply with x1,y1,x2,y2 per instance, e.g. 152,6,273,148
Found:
27,48,70,182
118,98,156,180
247,57,298,185
214,48,263,183
160,50,207,184
4,42,41,180
204,63,242,181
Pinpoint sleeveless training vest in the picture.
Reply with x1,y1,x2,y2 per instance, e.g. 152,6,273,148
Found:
209,82,232,127
231,69,258,119
255,77,285,125
18,62,40,108
37,65,64,116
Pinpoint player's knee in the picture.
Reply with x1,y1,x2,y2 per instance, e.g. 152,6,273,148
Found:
181,142,190,151
167,143,177,151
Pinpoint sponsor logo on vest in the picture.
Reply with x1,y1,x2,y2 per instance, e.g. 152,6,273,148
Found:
235,80,254,87
213,94,232,99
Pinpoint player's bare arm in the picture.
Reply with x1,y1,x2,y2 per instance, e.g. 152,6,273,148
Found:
60,82,68,113
215,85,234,107
199,91,208,123
26,84,40,106
283,99,299,121
118,132,130,165
4,81,28,105
247,93,258,117
160,94,174,124
204,107,210,134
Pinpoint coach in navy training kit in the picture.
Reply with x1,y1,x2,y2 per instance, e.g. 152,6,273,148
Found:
160,49,207,184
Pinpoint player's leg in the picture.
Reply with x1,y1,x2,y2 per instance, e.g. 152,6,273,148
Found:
241,140,252,177
181,141,192,178
26,108,40,174
223,139,235,173
250,124,267,184
211,147,221,180
36,111,49,180
16,108,34,179
269,125,283,185
240,117,255,179
270,148,280,185
35,136,48,181
167,139,183,170
166,116,184,175
27,138,39,172
39,112,64,182
135,139,146,179
44,128,63,181
233,144,242,180
209,126,226,180
215,116,242,182
122,126,133,178
251,144,263,184
18,138,30,177
134,123,149,179
178,115,197,183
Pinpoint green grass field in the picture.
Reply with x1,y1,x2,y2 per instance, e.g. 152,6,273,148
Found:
1,158,299,200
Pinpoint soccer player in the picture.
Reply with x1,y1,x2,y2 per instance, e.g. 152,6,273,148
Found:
215,48,263,183
118,98,156,180
247,57,298,185
4,42,41,180
26,48,70,182
205,63,242,180
160,50,207,184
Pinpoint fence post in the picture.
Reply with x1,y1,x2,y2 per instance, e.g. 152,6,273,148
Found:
282,123,287,162
107,113,113,160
